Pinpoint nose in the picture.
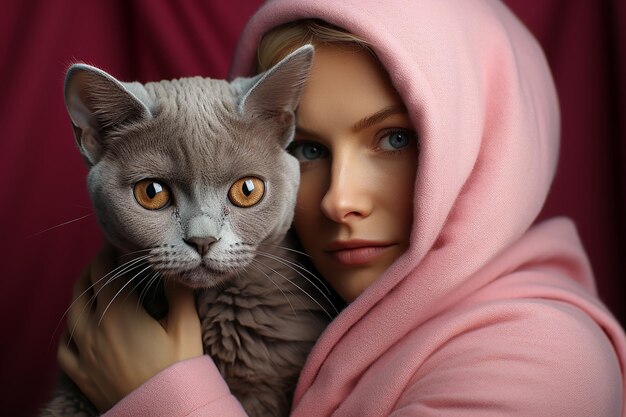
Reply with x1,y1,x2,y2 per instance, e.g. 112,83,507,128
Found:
184,236,217,256
320,150,373,223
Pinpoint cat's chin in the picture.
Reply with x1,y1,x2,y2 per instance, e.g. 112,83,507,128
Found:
166,266,237,289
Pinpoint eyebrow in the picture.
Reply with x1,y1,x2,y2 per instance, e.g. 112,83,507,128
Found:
294,104,408,138
352,105,407,132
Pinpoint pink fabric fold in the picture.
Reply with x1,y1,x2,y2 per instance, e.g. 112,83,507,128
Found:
104,356,246,417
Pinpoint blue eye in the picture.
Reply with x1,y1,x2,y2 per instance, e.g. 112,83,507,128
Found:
378,129,415,151
288,141,329,162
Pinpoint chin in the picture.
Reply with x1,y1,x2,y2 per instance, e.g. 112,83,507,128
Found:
165,266,237,289
328,269,382,303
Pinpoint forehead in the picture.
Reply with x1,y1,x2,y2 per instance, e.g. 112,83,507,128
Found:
110,98,286,184
296,44,404,133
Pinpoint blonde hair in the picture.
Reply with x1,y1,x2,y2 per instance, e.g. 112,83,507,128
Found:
256,19,373,72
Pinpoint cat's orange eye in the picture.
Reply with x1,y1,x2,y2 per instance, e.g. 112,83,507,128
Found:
228,177,265,208
133,179,171,210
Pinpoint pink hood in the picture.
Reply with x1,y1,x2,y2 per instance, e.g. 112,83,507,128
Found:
231,0,626,415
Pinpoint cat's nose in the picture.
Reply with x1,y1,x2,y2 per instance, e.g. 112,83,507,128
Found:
184,236,218,256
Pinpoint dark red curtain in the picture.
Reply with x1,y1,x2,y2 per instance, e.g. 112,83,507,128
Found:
1,1,623,416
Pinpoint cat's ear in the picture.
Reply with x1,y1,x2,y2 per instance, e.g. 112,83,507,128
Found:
238,44,314,146
64,64,154,165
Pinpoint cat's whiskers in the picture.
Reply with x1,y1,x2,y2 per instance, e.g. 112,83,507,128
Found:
150,245,200,273
118,251,162,305
67,255,150,346
206,254,253,276
249,259,298,317
117,268,151,307
255,251,337,314
253,254,336,319
66,255,154,346
98,264,154,326
258,242,311,258
252,246,330,295
92,255,154,305
137,271,163,309
117,248,155,259
128,269,154,309
221,244,336,316
51,254,153,348
28,213,93,239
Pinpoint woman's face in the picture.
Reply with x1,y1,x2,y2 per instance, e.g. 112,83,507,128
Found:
289,44,418,302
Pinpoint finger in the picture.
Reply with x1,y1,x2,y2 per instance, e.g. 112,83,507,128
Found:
57,336,105,411
66,266,95,340
57,332,86,384
69,264,94,317
90,245,119,299
95,273,145,326
164,280,199,334
92,245,143,320
73,263,95,302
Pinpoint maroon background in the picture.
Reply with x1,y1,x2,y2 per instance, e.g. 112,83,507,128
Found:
1,1,624,416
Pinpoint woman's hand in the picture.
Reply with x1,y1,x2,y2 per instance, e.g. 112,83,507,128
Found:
57,246,203,412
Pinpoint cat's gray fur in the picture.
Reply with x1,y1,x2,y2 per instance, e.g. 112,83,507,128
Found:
42,45,336,417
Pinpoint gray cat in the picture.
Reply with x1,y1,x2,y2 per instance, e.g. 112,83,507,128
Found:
42,45,337,417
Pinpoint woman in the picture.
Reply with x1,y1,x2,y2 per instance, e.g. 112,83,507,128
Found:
59,0,626,415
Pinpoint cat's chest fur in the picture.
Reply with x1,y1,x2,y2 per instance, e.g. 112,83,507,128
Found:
196,241,330,416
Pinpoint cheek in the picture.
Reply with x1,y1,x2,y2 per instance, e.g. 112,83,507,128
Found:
389,165,415,203
293,170,326,243
368,155,416,194
377,156,417,229
396,160,418,229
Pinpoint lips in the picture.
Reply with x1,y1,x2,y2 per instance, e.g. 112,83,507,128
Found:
326,240,394,266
